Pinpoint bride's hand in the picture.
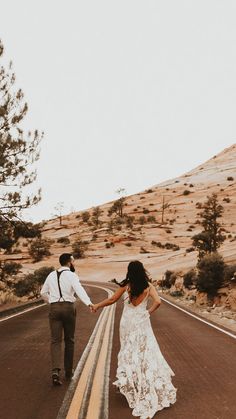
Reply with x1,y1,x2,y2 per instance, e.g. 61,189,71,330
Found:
92,304,99,313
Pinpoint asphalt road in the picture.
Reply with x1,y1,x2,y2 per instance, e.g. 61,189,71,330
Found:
0,286,106,419
109,293,236,419
1,283,236,419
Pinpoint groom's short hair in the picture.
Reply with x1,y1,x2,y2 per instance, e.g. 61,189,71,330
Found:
59,253,73,266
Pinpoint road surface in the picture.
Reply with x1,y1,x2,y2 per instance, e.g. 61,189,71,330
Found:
0,283,235,419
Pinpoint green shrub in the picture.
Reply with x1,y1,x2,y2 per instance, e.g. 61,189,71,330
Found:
81,211,90,223
183,190,191,196
72,240,88,258
14,277,35,297
14,266,54,298
151,241,163,248
139,216,146,225
105,242,114,249
29,238,51,262
33,266,55,285
227,176,234,181
91,206,103,228
164,243,180,251
147,216,156,223
0,261,22,279
125,216,134,229
183,269,197,289
170,290,184,297
186,247,195,253
163,270,176,288
57,237,70,245
114,217,123,225
196,253,225,298
0,261,22,287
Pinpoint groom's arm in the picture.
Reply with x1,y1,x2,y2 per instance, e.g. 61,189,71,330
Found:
71,273,93,307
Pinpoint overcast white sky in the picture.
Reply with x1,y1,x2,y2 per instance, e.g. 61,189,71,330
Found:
1,1,236,222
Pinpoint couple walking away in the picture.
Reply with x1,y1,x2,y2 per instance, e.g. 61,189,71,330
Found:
41,253,177,418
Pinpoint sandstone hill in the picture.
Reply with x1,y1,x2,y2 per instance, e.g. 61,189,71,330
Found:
1,144,236,312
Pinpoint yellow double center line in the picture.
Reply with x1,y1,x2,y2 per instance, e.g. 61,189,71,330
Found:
57,285,116,419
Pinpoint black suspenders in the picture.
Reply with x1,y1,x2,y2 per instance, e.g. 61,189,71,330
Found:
56,270,67,302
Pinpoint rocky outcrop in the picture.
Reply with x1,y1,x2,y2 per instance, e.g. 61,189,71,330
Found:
225,286,236,311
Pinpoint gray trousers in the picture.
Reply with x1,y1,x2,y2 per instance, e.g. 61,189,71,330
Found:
49,302,76,373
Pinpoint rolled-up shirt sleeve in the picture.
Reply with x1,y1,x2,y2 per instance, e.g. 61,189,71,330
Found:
71,274,92,306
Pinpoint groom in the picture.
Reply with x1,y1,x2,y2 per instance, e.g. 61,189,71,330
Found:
40,253,94,385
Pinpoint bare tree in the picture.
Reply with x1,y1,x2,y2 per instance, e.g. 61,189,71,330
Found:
108,187,126,218
54,202,65,226
161,195,171,224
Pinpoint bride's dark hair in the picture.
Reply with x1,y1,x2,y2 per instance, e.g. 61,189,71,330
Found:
121,260,150,300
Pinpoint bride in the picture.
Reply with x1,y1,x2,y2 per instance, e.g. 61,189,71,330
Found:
93,260,177,419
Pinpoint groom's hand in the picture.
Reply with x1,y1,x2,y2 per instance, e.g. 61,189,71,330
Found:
89,304,98,313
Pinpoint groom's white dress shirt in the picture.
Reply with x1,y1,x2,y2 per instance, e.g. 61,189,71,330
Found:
40,267,92,305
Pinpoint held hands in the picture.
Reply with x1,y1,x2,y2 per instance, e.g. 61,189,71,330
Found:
92,304,100,313
89,304,99,313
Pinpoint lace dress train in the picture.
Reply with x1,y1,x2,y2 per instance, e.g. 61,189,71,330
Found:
113,291,177,419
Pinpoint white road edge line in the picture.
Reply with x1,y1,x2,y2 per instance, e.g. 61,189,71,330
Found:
160,295,236,340
0,283,110,324
0,303,46,323
2,286,235,342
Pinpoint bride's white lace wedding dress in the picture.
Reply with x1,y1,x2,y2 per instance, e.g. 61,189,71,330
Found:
113,289,177,419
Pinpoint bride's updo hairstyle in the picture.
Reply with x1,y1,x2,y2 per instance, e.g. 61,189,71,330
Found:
122,260,150,300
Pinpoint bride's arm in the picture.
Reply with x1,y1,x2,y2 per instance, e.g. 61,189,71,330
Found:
148,283,161,314
93,286,127,311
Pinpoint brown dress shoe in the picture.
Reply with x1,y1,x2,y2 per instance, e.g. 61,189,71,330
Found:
52,372,62,386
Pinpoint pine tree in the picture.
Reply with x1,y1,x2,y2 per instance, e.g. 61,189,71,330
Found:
0,40,42,223
192,193,225,259
108,197,125,218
